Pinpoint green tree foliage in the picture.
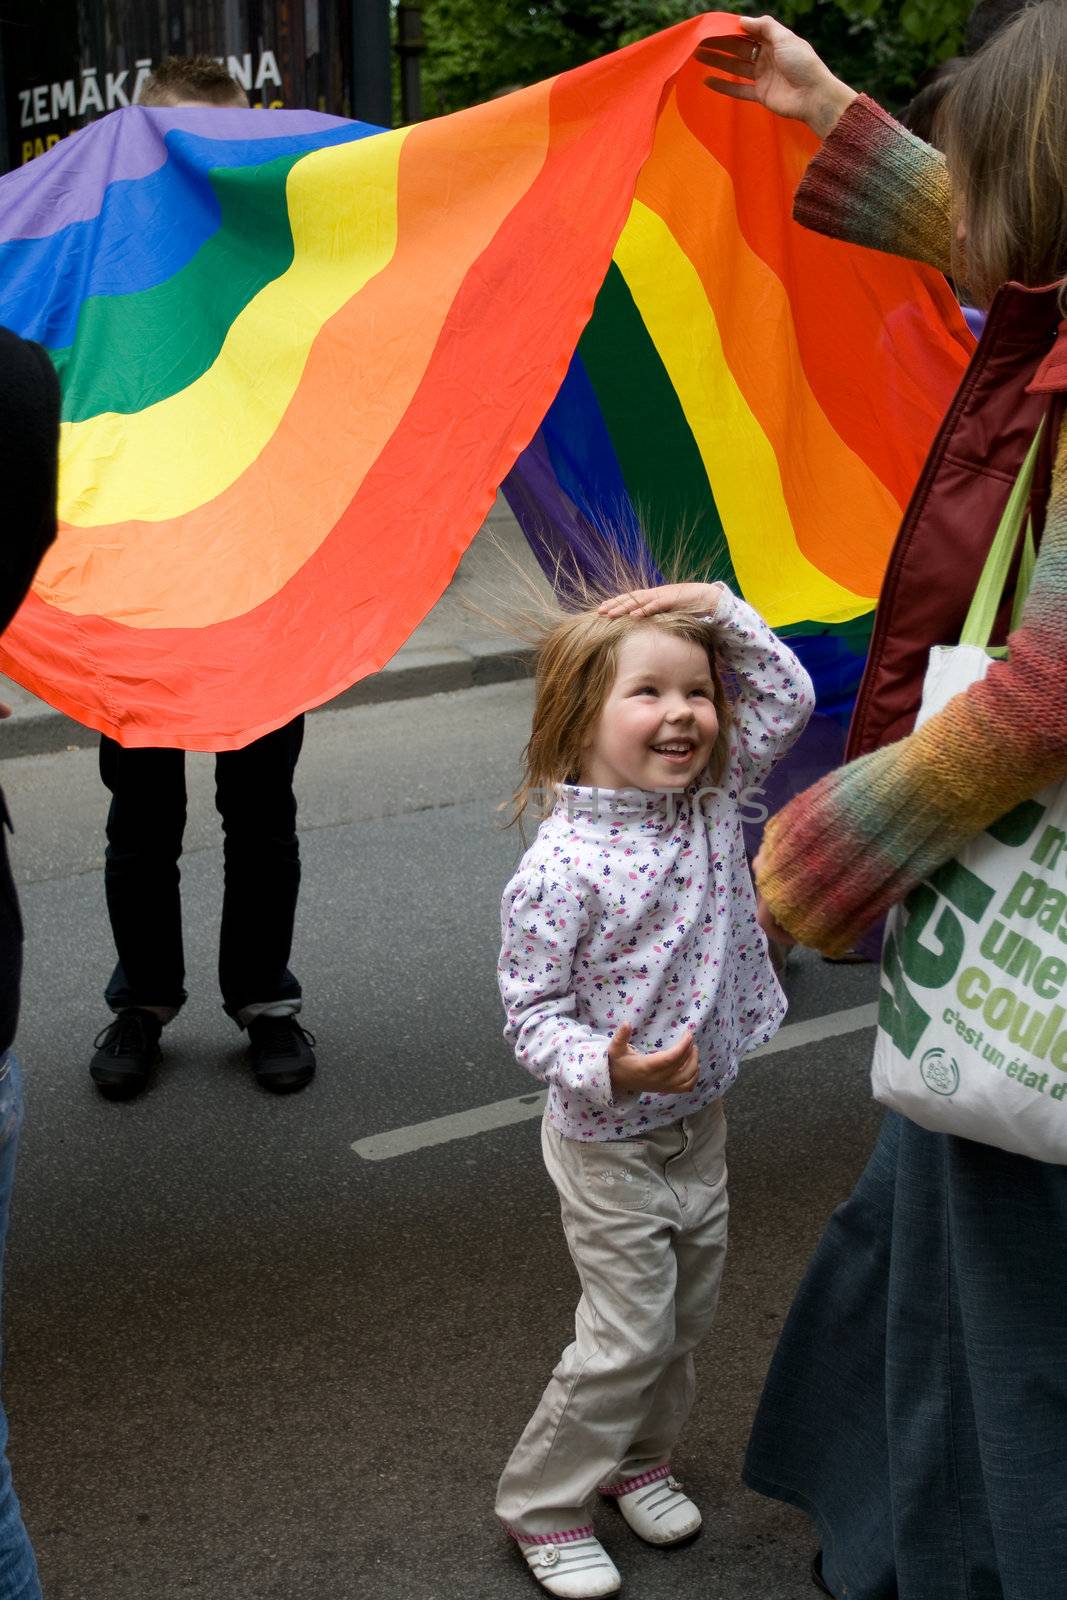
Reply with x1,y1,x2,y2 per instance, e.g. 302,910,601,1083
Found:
416,0,974,118
765,0,972,103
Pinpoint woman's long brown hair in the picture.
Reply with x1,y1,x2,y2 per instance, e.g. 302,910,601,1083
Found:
942,0,1067,307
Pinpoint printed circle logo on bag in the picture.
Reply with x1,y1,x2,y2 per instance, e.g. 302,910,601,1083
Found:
919,1047,959,1097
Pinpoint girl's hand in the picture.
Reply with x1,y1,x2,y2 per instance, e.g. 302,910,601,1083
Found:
757,892,796,948
608,1024,700,1097
696,17,857,139
597,582,722,620
753,844,796,947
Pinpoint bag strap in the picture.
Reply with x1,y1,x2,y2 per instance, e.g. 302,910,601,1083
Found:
959,421,1044,651
1009,518,1038,633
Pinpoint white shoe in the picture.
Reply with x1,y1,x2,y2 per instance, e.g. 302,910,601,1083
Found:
614,1474,701,1545
519,1534,622,1596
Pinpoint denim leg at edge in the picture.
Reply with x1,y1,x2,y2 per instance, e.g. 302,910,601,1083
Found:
215,716,304,1020
100,738,188,1013
0,1056,43,1599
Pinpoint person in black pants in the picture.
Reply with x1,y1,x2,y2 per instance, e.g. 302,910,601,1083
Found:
88,56,316,1100
92,716,314,1097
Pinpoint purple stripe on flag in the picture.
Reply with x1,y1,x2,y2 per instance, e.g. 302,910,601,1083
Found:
503,430,659,591
0,105,351,245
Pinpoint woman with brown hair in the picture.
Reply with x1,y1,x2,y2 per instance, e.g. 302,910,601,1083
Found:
699,7,1067,1598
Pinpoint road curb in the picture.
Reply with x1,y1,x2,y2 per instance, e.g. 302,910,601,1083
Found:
2,638,536,759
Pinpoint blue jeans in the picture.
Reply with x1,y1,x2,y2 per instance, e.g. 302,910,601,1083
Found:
0,1056,41,1599
745,1111,1067,1599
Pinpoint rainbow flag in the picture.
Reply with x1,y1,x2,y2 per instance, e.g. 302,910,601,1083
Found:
503,59,972,804
0,15,970,751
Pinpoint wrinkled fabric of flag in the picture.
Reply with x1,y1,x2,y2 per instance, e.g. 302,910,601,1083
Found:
0,13,971,751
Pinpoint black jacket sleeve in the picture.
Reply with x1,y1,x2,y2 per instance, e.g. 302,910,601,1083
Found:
0,328,60,1055
0,326,59,633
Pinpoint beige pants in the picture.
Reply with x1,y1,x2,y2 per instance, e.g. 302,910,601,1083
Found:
496,1099,729,1538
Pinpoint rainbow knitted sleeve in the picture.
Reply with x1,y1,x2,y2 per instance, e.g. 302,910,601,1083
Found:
756,100,1067,955
793,95,952,275
758,430,1067,955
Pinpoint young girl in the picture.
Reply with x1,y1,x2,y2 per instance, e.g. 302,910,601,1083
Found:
494,576,815,1597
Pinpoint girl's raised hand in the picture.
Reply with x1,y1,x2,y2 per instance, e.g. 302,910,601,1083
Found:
608,1023,700,1097
597,582,722,620
696,16,856,139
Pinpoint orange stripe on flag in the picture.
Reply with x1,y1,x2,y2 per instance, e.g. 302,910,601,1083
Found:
633,89,897,598
672,65,970,513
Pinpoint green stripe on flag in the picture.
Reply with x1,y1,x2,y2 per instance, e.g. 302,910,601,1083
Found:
52,152,302,423
577,261,738,590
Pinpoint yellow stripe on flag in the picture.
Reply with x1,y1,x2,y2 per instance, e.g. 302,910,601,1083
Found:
613,200,873,627
58,128,410,527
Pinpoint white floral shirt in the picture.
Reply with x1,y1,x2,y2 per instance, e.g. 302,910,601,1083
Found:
497,588,816,1140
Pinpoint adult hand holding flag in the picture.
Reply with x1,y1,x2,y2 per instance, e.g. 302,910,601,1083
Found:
697,14,858,136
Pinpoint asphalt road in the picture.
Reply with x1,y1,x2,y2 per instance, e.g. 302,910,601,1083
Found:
0,681,882,1600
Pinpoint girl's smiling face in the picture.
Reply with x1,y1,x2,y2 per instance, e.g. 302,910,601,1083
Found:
579,627,720,792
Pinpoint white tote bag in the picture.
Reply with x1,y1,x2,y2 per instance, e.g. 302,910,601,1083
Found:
870,426,1067,1164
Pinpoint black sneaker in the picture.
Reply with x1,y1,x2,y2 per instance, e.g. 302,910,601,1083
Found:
90,1008,163,1099
246,1016,316,1094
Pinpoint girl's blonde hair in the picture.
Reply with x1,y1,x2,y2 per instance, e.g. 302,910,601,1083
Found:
505,549,733,827
942,0,1067,307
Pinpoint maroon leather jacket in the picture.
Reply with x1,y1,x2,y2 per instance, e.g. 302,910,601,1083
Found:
846,280,1067,761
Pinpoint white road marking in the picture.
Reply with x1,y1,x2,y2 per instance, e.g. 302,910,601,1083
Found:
352,1002,879,1163
354,1089,549,1161
745,1001,878,1060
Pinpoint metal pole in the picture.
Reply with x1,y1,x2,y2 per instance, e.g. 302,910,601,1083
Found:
395,3,424,124
350,0,392,127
